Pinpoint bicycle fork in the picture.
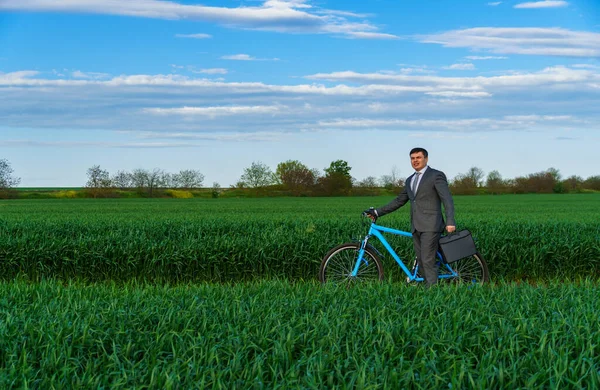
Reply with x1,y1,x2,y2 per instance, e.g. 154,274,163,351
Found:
350,236,371,277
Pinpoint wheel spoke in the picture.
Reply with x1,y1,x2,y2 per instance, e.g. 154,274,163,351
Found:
445,254,488,285
321,244,382,284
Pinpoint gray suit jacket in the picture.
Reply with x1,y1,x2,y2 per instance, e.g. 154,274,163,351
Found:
376,167,455,233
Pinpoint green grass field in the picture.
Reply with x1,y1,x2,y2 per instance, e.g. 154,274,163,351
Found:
0,194,599,282
1,194,599,387
1,279,599,388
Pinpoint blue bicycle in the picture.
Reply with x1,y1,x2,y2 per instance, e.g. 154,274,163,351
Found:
319,215,489,285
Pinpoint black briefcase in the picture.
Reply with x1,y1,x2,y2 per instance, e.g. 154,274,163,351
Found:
439,230,478,263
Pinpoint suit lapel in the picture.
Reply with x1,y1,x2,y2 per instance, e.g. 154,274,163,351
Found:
408,173,416,198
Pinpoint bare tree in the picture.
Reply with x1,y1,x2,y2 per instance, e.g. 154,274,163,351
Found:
486,170,503,187
380,165,403,190
310,168,321,183
85,165,111,198
233,179,247,189
175,169,204,189
562,175,583,192
0,159,21,189
130,169,149,189
486,170,505,194
547,167,562,182
86,165,111,188
160,171,176,189
111,170,132,189
466,167,485,187
451,166,485,194
512,168,561,194
240,161,275,188
147,168,165,196
357,176,379,188
583,175,600,191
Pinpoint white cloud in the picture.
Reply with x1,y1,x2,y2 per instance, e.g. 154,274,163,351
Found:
261,0,312,10
514,1,568,9
465,56,508,60
193,68,228,75
0,128,291,147
176,66,229,74
144,105,284,117
572,64,600,69
220,54,279,61
419,27,600,57
0,70,40,80
175,33,212,39
344,32,400,40
1,66,598,139
135,130,286,142
487,2,502,5
72,70,111,79
0,71,436,95
315,9,370,18
443,63,476,70
221,54,255,61
426,91,491,98
503,114,572,121
0,0,395,39
5,66,598,100
398,66,435,74
0,139,216,148
306,66,600,94
317,115,583,131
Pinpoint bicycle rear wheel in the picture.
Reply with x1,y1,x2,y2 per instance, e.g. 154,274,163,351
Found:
319,243,384,285
443,252,489,284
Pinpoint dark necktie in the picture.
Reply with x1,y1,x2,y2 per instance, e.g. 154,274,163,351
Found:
412,172,420,193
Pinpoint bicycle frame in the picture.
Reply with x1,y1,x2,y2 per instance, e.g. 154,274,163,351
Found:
351,222,458,282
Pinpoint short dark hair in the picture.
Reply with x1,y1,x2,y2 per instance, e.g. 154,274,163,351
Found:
410,147,428,157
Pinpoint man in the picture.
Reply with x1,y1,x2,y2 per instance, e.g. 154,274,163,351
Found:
365,147,456,287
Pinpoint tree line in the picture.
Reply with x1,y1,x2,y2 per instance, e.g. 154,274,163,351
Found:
82,161,600,196
84,166,206,197
81,160,357,197
449,166,600,195
1,158,599,198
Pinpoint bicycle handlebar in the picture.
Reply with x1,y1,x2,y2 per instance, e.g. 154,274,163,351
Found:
361,208,377,223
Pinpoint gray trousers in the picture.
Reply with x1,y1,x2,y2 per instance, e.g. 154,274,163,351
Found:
413,231,441,286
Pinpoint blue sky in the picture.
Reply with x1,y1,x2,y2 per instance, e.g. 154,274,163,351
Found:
1,0,599,187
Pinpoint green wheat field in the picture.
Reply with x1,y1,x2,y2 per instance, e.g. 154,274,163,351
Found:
1,194,599,388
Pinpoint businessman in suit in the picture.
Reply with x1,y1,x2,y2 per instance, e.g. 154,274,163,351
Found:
365,147,456,286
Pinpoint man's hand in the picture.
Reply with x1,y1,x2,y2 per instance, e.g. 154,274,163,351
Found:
362,208,377,222
446,225,456,233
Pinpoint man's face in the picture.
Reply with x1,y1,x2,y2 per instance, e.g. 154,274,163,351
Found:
410,152,428,171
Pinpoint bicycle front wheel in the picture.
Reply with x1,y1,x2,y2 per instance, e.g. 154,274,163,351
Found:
319,243,384,285
445,252,489,284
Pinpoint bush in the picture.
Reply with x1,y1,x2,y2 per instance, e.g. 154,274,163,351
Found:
0,189,19,199
52,190,81,199
165,189,194,199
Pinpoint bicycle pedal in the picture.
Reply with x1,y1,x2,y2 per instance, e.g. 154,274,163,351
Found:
406,266,422,283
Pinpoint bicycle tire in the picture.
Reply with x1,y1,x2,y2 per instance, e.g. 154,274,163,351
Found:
444,252,489,285
319,243,384,285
